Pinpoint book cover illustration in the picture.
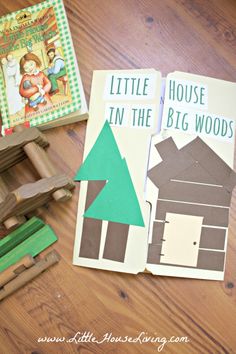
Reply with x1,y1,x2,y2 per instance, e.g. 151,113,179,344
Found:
0,0,81,134
74,69,236,280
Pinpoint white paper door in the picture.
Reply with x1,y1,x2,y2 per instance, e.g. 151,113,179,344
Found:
160,212,203,267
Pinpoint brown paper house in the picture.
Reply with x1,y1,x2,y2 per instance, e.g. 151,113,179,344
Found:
147,136,236,272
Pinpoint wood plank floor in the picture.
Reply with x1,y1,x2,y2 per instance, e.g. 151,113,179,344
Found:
0,0,236,353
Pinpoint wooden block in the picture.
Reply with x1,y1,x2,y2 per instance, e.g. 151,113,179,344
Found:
0,175,75,224
0,176,9,201
0,225,58,273
0,217,45,257
0,250,60,301
0,127,49,173
14,125,71,201
0,255,35,287
0,176,26,230
2,216,26,231
0,126,74,227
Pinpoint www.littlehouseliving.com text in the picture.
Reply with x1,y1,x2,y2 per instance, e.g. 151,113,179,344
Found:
37,331,190,352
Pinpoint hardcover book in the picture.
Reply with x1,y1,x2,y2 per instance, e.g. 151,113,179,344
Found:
73,69,236,280
0,0,87,135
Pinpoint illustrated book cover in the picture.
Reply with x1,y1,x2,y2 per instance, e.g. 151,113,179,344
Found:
73,69,236,280
0,0,87,135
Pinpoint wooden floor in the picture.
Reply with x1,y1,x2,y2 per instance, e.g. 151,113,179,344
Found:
1,0,236,353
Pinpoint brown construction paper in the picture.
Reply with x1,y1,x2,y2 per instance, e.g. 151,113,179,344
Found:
155,200,229,227
148,150,195,188
174,162,221,185
103,222,130,262
154,136,178,159
158,180,231,207
147,244,162,264
181,137,235,191
79,218,103,259
151,221,166,244
199,227,226,250
79,181,106,259
84,180,106,211
197,250,225,271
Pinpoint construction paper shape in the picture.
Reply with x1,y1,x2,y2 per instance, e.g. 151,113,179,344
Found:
160,213,203,267
75,121,144,227
147,135,236,274
155,200,229,227
74,121,122,181
197,250,225,271
79,181,106,259
199,228,226,250
103,222,130,262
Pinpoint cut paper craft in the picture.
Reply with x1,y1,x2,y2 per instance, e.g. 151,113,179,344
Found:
79,181,105,259
73,69,236,279
84,159,144,226
74,120,123,181
147,136,236,277
103,222,130,262
160,213,203,267
75,121,144,227
199,228,226,250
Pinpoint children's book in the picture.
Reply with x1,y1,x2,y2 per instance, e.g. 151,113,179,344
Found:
73,69,236,280
0,0,87,135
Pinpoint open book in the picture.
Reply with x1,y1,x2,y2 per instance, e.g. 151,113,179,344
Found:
73,69,236,280
0,0,87,135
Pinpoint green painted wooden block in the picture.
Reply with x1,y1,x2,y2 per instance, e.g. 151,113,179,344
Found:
0,217,45,258
0,225,58,273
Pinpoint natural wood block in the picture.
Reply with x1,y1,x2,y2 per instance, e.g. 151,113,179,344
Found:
0,250,60,301
14,125,72,201
0,127,49,173
0,175,75,224
0,254,35,288
0,127,74,227
0,176,26,230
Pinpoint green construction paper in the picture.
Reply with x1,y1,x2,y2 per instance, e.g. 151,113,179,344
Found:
84,159,145,226
74,120,122,181
0,225,57,273
74,120,144,227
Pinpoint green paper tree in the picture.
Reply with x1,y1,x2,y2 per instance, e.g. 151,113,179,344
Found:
74,121,144,227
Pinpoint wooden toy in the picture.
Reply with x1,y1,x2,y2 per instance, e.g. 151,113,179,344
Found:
0,176,26,230
0,217,44,257
0,250,60,301
0,254,35,288
0,219,58,272
0,125,75,230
